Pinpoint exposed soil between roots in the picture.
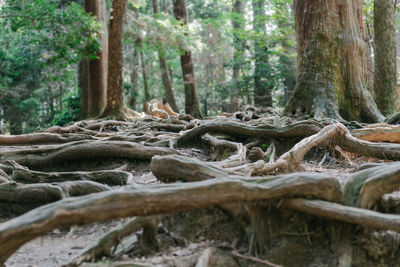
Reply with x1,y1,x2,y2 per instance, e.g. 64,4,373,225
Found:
2,112,400,266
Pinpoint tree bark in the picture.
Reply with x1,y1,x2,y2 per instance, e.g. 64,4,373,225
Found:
285,0,384,123
173,0,203,118
252,0,272,107
231,0,245,112
374,0,398,116
100,0,129,119
140,50,151,102
152,0,179,113
85,0,108,118
129,47,139,110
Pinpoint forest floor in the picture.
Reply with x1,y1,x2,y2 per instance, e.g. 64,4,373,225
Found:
2,107,400,267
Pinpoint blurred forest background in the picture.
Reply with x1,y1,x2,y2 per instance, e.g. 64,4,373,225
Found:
0,0,398,134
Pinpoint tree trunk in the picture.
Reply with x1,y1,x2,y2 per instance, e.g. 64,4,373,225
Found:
374,0,398,116
285,0,384,123
173,0,203,118
100,0,129,119
252,0,272,107
140,50,151,102
152,0,179,112
231,0,245,112
78,58,89,120
85,0,108,118
130,47,139,110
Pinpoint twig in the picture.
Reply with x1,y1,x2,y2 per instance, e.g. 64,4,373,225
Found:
231,250,282,267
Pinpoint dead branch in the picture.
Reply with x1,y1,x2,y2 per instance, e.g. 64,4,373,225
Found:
0,174,341,264
231,250,281,267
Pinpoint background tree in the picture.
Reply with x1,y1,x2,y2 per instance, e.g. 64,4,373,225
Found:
151,0,179,112
252,0,272,107
173,0,203,118
374,0,398,115
100,0,135,120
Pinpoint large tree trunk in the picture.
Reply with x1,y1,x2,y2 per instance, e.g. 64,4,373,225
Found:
100,0,129,119
285,0,384,123
374,0,398,116
231,0,245,112
173,0,203,118
252,0,272,107
152,0,179,113
85,0,108,118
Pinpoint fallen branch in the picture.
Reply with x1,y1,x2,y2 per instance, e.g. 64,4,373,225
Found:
231,250,281,267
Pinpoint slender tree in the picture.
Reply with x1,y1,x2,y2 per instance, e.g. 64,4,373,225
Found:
252,0,272,107
173,0,203,118
100,0,135,119
374,0,398,115
84,0,108,118
78,59,89,119
129,47,139,110
231,0,245,111
285,0,384,122
152,0,179,112
140,49,151,102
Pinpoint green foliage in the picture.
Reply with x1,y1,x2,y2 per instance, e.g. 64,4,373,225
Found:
51,89,80,127
0,0,99,133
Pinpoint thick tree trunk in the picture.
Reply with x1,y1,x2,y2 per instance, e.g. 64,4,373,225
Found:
100,0,129,119
78,58,89,120
231,0,245,112
85,0,108,118
285,0,384,123
152,0,179,113
173,0,203,118
252,0,272,107
374,0,398,116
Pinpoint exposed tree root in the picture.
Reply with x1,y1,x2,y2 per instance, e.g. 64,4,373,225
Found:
176,120,322,146
67,216,157,267
6,161,130,186
283,198,400,232
195,247,215,267
0,141,181,168
0,174,341,264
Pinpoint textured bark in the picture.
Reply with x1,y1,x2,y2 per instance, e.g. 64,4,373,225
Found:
100,0,128,118
252,0,272,107
85,0,108,118
231,0,245,112
374,0,398,115
173,0,203,118
152,0,179,113
285,0,384,122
